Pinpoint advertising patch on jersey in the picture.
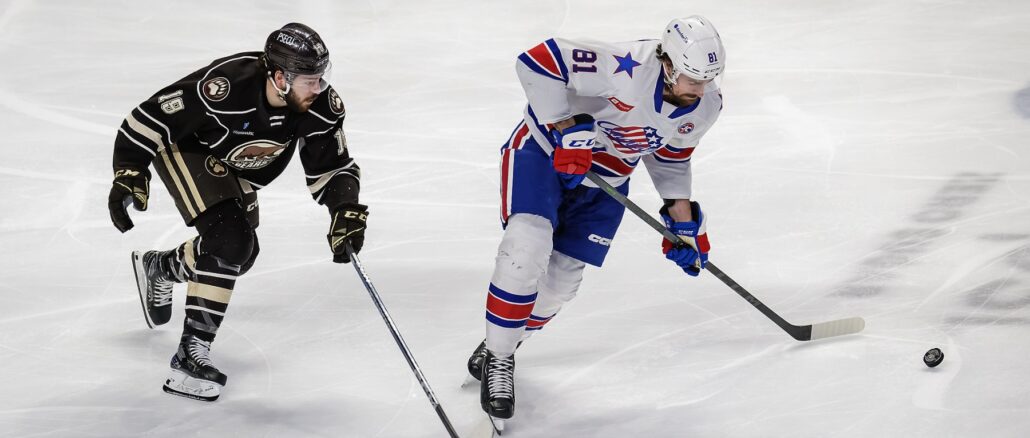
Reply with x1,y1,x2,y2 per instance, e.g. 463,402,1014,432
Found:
205,156,229,177
202,77,230,102
607,96,634,112
678,122,695,134
224,140,288,170
328,89,345,115
598,121,665,154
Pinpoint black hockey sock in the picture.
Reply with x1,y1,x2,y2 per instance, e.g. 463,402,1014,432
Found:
181,254,239,343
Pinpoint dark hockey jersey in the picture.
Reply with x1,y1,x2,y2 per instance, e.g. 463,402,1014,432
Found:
112,51,359,210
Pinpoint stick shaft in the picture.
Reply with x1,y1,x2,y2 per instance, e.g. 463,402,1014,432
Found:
584,171,840,341
346,245,460,438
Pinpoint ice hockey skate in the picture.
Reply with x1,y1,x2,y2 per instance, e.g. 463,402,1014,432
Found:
163,335,228,402
466,339,523,387
481,350,515,431
465,339,488,386
131,250,174,328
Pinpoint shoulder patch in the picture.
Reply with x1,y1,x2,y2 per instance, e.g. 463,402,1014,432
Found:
328,88,345,115
161,96,184,114
201,77,230,102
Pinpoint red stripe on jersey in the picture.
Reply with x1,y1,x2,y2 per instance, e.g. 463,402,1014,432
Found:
655,146,695,160
510,124,530,150
592,152,635,175
500,148,513,223
526,42,562,79
487,292,534,321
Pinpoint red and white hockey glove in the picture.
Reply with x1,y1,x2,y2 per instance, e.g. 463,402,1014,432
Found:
660,201,710,277
550,114,596,189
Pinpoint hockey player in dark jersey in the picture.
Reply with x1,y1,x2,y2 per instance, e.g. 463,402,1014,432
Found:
107,23,367,401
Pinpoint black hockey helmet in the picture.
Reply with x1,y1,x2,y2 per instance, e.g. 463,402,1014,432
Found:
262,23,330,76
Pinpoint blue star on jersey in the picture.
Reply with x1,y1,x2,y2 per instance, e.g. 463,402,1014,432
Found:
613,52,641,78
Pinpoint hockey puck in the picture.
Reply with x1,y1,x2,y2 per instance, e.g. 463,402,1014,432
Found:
923,348,944,368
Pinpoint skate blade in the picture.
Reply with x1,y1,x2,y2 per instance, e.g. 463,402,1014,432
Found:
489,416,506,434
163,369,222,402
131,251,156,329
461,373,480,388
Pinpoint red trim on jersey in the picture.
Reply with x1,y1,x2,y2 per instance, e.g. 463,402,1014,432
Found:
526,43,563,79
592,152,635,175
500,124,530,223
655,146,695,161
500,149,512,223
510,124,530,150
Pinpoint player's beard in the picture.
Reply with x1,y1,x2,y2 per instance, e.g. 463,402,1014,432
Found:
285,90,316,113
662,86,700,107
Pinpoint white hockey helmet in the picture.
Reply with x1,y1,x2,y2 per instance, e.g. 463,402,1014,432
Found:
660,15,725,83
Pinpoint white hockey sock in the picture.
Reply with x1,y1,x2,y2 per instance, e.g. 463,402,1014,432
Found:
485,214,553,355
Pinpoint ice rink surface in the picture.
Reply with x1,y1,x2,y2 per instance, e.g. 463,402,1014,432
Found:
1,0,1029,436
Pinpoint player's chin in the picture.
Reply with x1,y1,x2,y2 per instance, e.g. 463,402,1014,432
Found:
678,95,700,106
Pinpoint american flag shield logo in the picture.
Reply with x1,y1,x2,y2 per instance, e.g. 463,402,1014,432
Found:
597,121,665,153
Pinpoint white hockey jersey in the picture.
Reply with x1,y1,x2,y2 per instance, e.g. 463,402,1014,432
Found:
516,38,722,199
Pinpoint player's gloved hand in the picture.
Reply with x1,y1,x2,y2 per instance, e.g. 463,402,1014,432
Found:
108,168,150,233
660,201,710,276
550,114,597,189
327,203,369,263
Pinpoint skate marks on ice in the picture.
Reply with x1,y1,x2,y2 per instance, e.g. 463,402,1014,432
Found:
1015,84,1030,119
945,241,1030,328
835,172,1005,300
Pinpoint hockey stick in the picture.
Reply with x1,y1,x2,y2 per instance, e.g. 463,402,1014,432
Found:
345,244,460,438
584,171,865,341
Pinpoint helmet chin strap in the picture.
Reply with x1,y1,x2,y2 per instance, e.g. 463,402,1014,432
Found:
656,47,679,87
267,71,292,103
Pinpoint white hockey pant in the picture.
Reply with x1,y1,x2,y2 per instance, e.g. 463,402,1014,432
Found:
485,214,586,356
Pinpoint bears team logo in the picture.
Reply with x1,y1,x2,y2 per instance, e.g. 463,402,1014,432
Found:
201,77,230,102
225,140,288,170
678,122,695,134
329,89,345,115
205,156,229,177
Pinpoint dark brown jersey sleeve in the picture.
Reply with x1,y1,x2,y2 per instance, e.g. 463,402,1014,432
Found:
298,91,360,210
111,71,209,173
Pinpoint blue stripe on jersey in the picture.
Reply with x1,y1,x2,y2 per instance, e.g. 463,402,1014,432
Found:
526,105,557,147
500,121,525,153
488,283,537,304
652,155,692,164
517,39,569,84
545,39,569,82
519,54,567,83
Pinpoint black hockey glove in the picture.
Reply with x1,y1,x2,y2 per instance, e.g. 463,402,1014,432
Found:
108,168,150,233
327,203,369,263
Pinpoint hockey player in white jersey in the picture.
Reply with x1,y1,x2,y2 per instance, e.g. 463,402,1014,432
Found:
468,16,725,423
